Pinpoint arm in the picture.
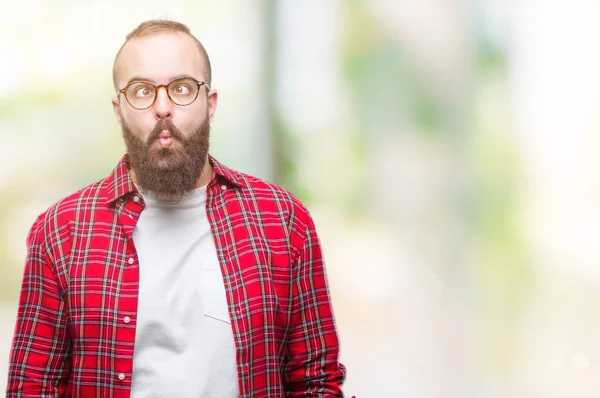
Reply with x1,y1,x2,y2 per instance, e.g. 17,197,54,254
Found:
6,216,71,397
284,214,347,397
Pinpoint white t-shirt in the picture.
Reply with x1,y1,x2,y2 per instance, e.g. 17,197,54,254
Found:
130,185,239,397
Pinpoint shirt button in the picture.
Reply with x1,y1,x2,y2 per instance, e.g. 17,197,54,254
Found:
133,195,140,203
221,185,227,190
128,258,134,265
118,373,125,381
128,214,133,219
123,316,131,324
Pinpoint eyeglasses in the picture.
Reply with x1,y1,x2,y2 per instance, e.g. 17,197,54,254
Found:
118,77,210,110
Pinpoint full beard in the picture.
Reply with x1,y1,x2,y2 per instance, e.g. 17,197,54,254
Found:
121,116,210,201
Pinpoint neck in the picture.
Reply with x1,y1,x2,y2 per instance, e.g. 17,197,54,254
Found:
197,160,214,187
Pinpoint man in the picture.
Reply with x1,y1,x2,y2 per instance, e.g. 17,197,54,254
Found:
6,19,346,397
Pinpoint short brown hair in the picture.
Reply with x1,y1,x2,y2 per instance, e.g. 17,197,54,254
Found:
112,19,212,91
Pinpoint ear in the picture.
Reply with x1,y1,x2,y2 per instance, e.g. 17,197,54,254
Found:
207,89,218,121
112,95,123,126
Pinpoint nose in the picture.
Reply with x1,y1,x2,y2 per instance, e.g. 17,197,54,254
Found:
153,86,174,119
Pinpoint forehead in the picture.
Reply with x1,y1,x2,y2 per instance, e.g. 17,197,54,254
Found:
117,32,204,85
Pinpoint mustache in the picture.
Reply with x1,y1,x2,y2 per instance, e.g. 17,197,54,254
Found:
147,119,185,144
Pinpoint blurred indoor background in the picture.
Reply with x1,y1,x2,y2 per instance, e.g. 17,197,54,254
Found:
2,0,600,397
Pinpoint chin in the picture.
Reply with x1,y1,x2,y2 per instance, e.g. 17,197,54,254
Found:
146,148,180,167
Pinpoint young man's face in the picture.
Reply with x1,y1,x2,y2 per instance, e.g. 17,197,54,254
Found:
112,31,218,200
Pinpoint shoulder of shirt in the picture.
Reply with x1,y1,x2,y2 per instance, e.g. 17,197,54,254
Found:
212,157,302,210
234,170,310,215
228,170,318,256
28,177,108,242
235,172,317,248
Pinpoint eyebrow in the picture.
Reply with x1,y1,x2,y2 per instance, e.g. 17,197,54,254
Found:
125,74,200,87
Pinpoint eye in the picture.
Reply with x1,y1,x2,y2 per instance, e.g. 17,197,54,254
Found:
172,84,191,95
133,85,154,97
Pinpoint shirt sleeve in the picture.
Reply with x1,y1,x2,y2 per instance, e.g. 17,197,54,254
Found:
6,215,72,397
284,213,347,397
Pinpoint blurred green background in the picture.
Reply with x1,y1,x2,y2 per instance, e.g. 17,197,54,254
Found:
2,1,600,396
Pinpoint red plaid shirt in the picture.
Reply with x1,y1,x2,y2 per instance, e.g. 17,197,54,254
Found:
7,154,346,397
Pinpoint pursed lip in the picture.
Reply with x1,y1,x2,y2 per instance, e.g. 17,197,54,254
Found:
159,130,172,139
157,130,174,147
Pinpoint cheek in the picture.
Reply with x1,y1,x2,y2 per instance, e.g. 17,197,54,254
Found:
122,110,155,135
175,108,206,134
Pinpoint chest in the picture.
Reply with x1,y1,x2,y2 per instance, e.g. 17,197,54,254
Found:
62,206,295,343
